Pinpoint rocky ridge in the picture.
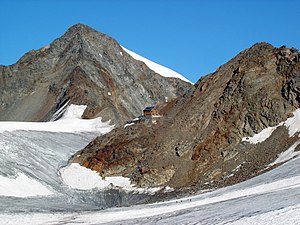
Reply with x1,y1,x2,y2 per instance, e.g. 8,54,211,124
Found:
72,43,300,190
0,24,191,124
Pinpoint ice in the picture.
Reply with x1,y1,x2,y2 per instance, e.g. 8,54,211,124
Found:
1,105,300,223
121,46,193,84
1,154,300,224
0,105,114,199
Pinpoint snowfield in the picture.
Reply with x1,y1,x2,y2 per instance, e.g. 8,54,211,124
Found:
270,139,300,166
0,107,300,224
122,46,193,84
0,104,114,198
0,172,54,197
0,104,114,134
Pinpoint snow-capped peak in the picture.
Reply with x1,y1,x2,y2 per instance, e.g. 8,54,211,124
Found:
121,46,193,84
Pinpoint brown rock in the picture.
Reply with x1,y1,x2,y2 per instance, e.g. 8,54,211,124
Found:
73,43,300,191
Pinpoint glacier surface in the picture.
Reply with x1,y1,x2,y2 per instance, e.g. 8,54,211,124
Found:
0,106,300,224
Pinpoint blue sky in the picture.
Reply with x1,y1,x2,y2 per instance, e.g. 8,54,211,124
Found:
1,0,299,83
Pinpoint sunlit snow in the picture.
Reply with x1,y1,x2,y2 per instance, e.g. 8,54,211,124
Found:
0,172,54,197
121,46,193,84
60,163,164,194
1,106,300,224
60,163,133,190
242,124,282,144
270,140,300,166
1,159,300,224
243,108,300,144
0,104,114,134
227,204,300,225
285,108,300,137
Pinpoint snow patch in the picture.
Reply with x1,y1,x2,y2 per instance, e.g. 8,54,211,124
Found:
284,108,300,137
121,46,193,84
270,140,300,166
120,51,123,56
124,122,134,128
60,163,165,194
164,186,174,192
59,163,132,190
0,104,114,134
0,173,54,197
60,104,86,119
243,108,300,144
242,124,283,144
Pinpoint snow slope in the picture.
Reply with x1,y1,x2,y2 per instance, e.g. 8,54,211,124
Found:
122,46,193,84
270,139,300,166
0,104,114,134
0,172,54,197
0,104,114,198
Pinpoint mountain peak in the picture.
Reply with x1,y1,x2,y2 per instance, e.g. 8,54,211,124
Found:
245,42,275,56
63,23,98,38
67,23,92,32
71,23,87,29
0,24,192,124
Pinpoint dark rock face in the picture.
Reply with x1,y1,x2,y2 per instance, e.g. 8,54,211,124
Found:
73,43,300,190
0,24,192,123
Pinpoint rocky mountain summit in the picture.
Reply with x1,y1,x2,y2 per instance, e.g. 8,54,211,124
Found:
73,43,300,191
0,24,191,124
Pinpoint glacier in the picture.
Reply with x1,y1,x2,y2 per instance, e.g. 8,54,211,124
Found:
1,144,299,224
0,106,300,224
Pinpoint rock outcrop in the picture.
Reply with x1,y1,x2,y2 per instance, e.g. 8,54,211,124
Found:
72,43,300,190
0,24,192,124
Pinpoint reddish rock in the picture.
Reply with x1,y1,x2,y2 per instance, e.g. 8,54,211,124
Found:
73,43,300,190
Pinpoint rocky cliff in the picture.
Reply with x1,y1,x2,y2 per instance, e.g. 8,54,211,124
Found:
0,24,192,124
72,43,300,190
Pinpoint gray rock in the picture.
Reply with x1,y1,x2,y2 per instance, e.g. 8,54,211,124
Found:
0,24,192,124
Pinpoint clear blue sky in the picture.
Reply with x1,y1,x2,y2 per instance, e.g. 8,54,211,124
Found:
1,0,299,83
